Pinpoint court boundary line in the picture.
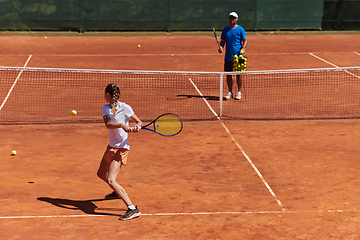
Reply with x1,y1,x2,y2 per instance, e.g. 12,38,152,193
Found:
187,76,285,211
0,51,358,57
0,55,32,111
0,209,348,219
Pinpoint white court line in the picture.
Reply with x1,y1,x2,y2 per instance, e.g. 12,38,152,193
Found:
355,52,360,56
0,210,347,219
309,53,339,68
188,78,220,120
187,77,285,211
0,55,32,111
0,51,357,57
309,53,360,79
221,123,285,211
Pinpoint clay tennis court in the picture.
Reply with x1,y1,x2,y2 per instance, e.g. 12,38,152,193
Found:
1,33,360,239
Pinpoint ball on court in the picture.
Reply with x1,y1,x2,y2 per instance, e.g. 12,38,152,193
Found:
44,36,47,39
137,45,141,48
11,150,17,156
71,110,77,115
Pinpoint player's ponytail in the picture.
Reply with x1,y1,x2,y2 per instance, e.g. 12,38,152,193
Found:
105,83,120,116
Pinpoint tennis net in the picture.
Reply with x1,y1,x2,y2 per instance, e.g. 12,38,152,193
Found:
0,66,360,124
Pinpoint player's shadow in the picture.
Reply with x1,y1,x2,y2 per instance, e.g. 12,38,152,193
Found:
177,94,220,101
37,197,125,216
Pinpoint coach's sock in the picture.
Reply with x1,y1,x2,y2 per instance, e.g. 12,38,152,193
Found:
128,204,136,210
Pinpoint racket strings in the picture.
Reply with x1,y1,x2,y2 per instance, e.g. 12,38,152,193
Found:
154,115,182,136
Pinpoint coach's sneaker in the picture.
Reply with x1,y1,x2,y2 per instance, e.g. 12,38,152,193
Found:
119,206,141,221
104,191,120,199
235,91,242,100
225,92,233,100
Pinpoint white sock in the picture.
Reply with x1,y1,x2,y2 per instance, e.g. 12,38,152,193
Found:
128,204,136,210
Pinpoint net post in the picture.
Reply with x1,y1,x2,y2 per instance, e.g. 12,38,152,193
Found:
219,73,223,117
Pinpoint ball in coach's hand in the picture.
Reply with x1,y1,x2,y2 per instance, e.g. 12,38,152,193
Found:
71,110,77,115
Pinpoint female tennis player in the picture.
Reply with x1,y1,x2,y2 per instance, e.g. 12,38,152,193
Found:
97,83,142,221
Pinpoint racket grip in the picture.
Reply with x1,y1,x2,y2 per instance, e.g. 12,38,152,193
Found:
130,125,141,132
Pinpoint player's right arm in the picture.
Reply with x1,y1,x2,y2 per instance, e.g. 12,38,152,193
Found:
218,39,225,53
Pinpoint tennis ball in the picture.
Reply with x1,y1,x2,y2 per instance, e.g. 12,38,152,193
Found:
71,110,77,115
137,45,141,48
44,36,47,39
11,150,17,156
240,50,244,54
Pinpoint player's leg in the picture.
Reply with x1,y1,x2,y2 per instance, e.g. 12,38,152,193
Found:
97,156,110,183
97,146,119,198
226,75,233,99
107,160,141,220
107,160,133,206
224,60,234,99
235,75,242,100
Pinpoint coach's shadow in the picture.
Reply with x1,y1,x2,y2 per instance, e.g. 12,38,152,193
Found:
37,197,125,216
177,94,220,101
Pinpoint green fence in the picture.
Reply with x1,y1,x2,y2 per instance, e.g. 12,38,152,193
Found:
0,0,354,32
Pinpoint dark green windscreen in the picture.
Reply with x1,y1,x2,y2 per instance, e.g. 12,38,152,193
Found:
0,0,344,31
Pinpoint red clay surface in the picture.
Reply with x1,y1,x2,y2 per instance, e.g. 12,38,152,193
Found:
1,33,360,239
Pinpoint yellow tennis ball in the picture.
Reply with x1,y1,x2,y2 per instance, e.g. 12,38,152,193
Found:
71,110,77,115
137,45,141,48
240,50,244,54
44,36,47,39
11,150,17,156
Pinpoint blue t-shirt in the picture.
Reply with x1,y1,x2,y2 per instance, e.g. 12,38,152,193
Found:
221,25,246,61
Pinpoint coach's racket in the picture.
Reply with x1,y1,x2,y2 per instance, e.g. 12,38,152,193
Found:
212,27,221,50
141,113,183,137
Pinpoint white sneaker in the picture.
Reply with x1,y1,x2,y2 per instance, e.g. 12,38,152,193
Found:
225,92,232,100
235,92,242,100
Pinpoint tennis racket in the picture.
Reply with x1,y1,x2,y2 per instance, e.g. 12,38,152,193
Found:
212,27,221,50
141,113,183,137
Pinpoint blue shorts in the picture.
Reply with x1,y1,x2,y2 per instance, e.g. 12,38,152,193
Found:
224,60,233,72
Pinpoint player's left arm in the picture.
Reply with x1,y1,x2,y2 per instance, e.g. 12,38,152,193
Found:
241,39,248,53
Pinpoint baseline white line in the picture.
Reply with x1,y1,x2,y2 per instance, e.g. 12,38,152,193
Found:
309,53,360,79
0,210,347,219
355,52,360,56
0,55,32,111
0,51,357,57
188,77,285,211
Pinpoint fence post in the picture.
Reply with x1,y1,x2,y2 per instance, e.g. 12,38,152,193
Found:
255,0,258,31
167,0,171,32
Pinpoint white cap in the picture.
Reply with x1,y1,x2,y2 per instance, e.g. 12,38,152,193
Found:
229,12,238,18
